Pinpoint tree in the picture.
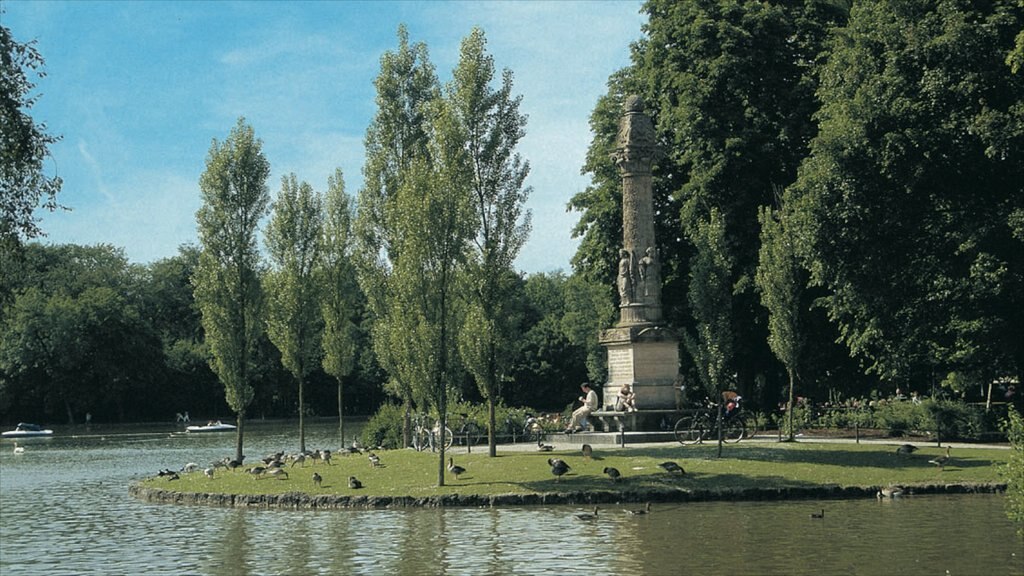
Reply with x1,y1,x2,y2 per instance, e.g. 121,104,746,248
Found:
354,25,440,441
0,23,63,253
387,99,475,486
756,195,804,441
684,208,733,456
318,168,360,447
265,173,324,453
449,28,532,457
0,245,161,423
791,0,1024,389
194,117,270,463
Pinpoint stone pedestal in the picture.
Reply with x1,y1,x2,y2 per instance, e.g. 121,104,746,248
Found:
599,324,681,410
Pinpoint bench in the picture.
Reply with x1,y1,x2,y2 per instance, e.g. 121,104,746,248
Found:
592,409,688,433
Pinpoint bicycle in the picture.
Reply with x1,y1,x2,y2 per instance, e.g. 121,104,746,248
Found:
674,396,749,445
412,412,481,452
412,413,449,452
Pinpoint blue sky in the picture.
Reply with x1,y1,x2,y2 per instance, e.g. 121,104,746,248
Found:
4,0,645,274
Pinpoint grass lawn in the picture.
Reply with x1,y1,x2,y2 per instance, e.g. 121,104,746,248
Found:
138,441,1010,500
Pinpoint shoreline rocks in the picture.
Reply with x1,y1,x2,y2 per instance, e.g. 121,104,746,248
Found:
128,481,1007,510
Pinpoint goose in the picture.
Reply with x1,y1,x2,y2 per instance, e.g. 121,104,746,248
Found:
810,509,825,519
368,453,381,468
319,449,332,465
226,458,244,471
312,472,322,487
12,442,24,454
603,466,622,482
447,457,466,480
548,458,571,481
895,444,918,456
929,446,951,470
204,467,215,479
877,485,904,499
626,502,652,515
581,444,593,459
536,438,554,452
248,466,267,478
574,506,600,521
348,476,363,489
290,453,306,468
265,467,288,479
658,461,685,475
181,462,199,473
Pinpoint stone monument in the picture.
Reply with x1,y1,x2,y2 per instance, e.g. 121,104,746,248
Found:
598,95,681,412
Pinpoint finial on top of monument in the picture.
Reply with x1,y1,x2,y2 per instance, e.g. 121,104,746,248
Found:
624,94,645,113
613,94,658,169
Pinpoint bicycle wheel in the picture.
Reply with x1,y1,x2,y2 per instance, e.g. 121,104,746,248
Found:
435,426,454,450
674,416,703,445
723,415,746,443
461,422,482,446
412,427,431,451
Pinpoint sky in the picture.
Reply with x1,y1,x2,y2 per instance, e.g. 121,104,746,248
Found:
3,0,646,275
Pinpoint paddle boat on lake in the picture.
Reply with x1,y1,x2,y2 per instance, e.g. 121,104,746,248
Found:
2,423,54,438
185,420,236,433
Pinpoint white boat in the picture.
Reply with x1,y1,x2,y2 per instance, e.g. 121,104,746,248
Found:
2,423,54,438
186,420,236,433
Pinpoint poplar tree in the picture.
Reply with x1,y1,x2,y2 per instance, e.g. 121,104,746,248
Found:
265,173,324,453
354,25,439,441
319,168,359,447
449,28,532,457
194,118,270,463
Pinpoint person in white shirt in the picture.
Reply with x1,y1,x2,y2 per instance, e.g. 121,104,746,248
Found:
565,382,599,433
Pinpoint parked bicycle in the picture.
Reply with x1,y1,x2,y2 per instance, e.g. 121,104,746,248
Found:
674,395,749,445
412,412,482,452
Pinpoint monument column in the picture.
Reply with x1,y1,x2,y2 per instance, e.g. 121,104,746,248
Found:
599,96,680,414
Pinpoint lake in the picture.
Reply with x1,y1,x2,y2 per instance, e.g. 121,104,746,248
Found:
1,420,1020,575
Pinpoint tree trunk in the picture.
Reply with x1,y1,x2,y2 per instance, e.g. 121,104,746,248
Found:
235,411,245,463
488,396,497,458
299,374,306,453
337,377,345,448
787,367,796,442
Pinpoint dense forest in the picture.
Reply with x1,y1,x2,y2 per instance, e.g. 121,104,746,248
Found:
2,1,1022,429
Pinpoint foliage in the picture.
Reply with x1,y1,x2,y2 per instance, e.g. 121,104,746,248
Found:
319,168,360,445
0,23,63,251
1000,406,1024,536
684,208,734,397
354,25,439,408
449,27,532,456
265,173,325,452
790,0,1024,385
194,117,270,461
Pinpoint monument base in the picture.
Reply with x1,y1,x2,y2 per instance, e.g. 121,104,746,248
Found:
599,324,681,411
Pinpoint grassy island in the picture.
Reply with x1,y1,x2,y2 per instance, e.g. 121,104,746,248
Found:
131,441,1010,509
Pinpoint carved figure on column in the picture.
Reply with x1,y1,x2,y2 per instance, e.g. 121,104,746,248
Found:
617,249,635,305
638,246,659,297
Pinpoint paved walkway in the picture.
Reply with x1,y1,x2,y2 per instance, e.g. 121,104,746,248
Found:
486,431,1011,454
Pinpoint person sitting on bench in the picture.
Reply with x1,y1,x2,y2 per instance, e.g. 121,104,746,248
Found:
565,382,599,433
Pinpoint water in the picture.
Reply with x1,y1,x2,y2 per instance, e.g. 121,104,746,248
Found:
1,421,1021,575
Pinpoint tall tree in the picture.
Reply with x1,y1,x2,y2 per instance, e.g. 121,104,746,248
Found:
319,168,360,447
0,23,63,254
265,173,324,453
388,99,475,486
756,194,804,441
636,0,847,399
194,117,270,463
791,0,1024,389
354,25,440,438
449,28,532,457
684,208,734,456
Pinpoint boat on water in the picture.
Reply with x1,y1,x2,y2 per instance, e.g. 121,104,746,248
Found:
2,423,54,438
185,420,236,433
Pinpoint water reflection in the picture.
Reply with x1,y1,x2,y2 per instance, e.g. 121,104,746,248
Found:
0,422,1020,575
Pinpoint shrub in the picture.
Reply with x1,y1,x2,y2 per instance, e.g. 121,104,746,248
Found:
999,407,1024,537
360,402,405,450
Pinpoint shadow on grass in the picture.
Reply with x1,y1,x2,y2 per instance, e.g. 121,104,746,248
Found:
617,444,1003,471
